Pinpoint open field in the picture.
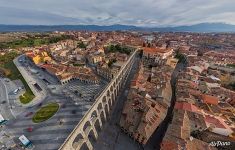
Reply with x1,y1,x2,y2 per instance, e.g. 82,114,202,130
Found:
0,52,35,104
0,35,71,49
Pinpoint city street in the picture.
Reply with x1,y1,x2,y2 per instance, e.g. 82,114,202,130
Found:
0,55,108,150
93,55,142,150
4,95,90,150
0,78,14,120
93,58,186,150
2,79,107,150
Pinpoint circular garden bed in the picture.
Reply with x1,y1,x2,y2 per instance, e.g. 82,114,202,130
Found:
32,102,59,123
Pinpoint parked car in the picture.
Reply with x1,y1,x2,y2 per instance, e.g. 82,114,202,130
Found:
27,127,33,132
25,112,33,117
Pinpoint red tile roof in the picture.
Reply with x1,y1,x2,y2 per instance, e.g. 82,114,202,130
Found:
175,102,201,114
204,115,228,129
26,52,36,58
201,94,219,105
143,47,171,54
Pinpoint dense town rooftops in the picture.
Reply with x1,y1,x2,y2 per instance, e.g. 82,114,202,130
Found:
204,115,232,130
143,47,172,54
175,102,202,114
161,110,216,150
201,94,219,105
40,63,99,83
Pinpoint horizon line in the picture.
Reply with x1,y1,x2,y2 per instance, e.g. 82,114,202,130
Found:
0,22,235,28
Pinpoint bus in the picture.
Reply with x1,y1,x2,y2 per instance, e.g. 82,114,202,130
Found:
0,114,7,125
19,135,33,148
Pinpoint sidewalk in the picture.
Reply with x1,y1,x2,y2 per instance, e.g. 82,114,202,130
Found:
0,78,15,120
13,55,47,108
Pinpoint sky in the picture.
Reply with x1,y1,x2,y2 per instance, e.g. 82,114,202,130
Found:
0,0,235,27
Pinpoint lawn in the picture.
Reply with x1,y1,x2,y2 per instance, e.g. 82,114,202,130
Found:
0,52,35,104
32,103,59,123
106,44,132,55
0,35,71,49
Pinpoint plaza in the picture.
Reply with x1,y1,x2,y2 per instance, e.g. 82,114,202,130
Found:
0,54,108,150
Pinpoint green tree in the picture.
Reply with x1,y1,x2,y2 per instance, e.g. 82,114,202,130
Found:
77,41,86,48
175,49,187,63
107,44,131,55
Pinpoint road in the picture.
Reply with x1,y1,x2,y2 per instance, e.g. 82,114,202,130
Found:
0,78,15,120
1,55,108,150
3,78,107,150
94,54,142,150
94,59,187,150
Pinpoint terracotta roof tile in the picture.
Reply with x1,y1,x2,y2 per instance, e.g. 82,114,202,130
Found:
175,102,201,114
201,94,219,105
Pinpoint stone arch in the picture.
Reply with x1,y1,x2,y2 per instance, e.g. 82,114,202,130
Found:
116,78,118,85
72,133,84,149
94,119,102,132
119,80,122,87
107,90,110,97
114,89,117,98
83,121,92,132
97,103,103,112
121,70,124,77
104,104,109,116
116,85,120,93
123,75,127,83
90,111,98,123
100,110,106,123
108,98,112,107
111,93,115,102
87,130,97,146
112,83,116,92
80,142,89,150
102,96,107,104
117,77,119,82
118,81,122,91
122,76,126,83
110,85,113,92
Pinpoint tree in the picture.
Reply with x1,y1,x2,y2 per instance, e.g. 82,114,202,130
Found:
115,44,121,51
175,49,187,64
107,44,131,55
78,41,86,48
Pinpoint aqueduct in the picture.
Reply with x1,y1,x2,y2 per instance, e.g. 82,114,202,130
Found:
59,49,138,150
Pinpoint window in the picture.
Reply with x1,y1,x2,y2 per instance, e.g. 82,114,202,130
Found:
151,103,156,107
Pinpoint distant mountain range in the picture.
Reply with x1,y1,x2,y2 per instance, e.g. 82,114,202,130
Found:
0,23,235,32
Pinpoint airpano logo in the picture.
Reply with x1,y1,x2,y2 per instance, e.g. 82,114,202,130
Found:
209,141,231,147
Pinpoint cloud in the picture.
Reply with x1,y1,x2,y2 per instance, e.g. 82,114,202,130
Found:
0,6,82,25
0,0,235,26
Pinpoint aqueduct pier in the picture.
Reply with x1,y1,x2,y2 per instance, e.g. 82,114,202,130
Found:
59,49,139,150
